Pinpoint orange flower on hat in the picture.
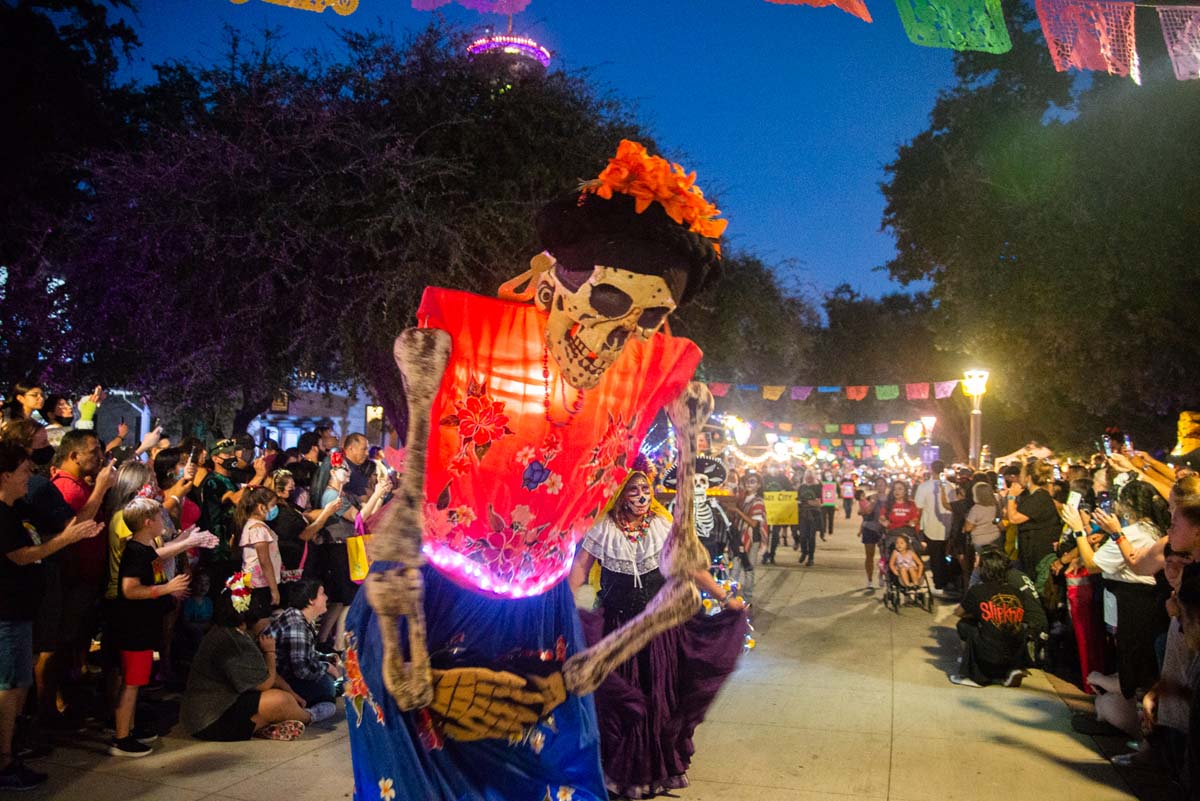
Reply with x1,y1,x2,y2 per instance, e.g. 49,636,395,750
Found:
581,139,727,256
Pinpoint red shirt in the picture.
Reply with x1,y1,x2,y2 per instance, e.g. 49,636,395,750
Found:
883,500,921,532
50,470,107,585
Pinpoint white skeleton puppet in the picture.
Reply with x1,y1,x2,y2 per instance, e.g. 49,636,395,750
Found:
363,173,726,740
665,457,733,563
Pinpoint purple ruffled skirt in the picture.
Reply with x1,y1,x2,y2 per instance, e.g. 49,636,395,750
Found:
579,605,747,799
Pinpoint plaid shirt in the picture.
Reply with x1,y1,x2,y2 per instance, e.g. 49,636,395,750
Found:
267,607,329,682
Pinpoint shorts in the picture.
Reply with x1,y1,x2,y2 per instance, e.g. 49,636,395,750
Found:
0,621,34,690
860,526,882,545
59,578,103,647
193,690,261,742
120,650,154,687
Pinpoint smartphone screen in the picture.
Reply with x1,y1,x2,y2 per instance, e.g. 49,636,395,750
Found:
996,475,1005,491
1123,434,1134,453
1066,490,1081,510
1102,435,1113,457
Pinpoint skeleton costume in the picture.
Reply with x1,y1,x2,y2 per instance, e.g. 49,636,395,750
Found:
665,458,733,563
344,141,733,801
579,467,747,799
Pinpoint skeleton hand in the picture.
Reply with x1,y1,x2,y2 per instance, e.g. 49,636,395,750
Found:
429,668,565,742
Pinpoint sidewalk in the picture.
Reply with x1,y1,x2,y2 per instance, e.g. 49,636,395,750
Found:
19,513,1149,801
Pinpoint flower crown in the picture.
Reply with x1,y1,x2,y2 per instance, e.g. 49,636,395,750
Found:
224,571,253,613
579,140,727,256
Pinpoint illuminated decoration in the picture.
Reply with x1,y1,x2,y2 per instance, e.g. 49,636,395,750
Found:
920,415,938,437
467,33,552,68
879,441,902,461
893,0,1012,52
1036,0,1141,83
772,440,790,458
1158,6,1200,80
414,0,532,11
903,421,925,446
766,0,874,23
415,288,701,598
228,0,358,14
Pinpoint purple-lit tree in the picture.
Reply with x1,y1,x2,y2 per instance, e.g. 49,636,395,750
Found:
52,25,646,433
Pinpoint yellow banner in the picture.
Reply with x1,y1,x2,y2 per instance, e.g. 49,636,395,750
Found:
764,491,798,525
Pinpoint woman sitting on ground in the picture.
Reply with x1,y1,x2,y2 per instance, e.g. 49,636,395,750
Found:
265,580,342,708
950,548,1031,688
180,572,336,742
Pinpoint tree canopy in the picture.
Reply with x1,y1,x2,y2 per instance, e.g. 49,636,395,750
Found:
881,0,1200,450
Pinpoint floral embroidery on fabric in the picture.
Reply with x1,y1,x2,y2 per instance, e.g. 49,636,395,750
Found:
343,635,384,728
458,504,570,584
582,412,641,502
378,778,397,801
539,785,575,801
439,375,515,463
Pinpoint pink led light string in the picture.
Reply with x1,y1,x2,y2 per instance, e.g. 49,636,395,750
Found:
411,0,532,12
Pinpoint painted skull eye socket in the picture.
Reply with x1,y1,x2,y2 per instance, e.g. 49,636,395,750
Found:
588,284,633,318
637,306,671,330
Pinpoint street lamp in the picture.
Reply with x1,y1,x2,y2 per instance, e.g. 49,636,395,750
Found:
962,370,990,468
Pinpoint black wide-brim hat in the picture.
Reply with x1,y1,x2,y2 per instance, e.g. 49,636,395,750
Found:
536,191,721,307
663,456,727,490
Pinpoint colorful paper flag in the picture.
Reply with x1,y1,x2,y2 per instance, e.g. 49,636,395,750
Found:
906,383,930,400
779,423,793,432
1036,0,1140,83
831,438,842,446
845,385,870,401
762,385,787,401
736,384,760,392
818,386,841,394
894,0,1012,52
792,386,814,401
875,385,900,400
840,424,856,435
1158,6,1200,80
765,0,873,23
857,423,873,436
875,423,890,434
825,424,839,434
934,380,959,399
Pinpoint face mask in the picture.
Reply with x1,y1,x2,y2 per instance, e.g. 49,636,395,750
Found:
30,446,54,466
266,505,279,522
54,415,73,427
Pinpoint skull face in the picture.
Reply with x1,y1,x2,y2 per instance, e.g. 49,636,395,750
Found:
693,473,710,499
540,264,677,390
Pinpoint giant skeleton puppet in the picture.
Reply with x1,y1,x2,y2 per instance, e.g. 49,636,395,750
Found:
343,140,727,801
665,457,734,564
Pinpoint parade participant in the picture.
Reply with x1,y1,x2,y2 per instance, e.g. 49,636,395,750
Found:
343,140,728,801
820,470,838,539
841,474,856,519
859,477,889,591
569,463,746,798
797,469,823,566
665,457,734,564
731,471,767,597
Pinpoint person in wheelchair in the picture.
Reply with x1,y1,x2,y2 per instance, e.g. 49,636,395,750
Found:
888,532,925,589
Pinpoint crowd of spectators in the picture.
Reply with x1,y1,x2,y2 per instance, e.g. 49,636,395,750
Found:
0,381,392,790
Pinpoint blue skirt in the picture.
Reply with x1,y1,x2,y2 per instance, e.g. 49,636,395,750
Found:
345,562,607,801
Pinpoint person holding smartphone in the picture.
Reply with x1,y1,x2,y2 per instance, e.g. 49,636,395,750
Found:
1004,461,1060,574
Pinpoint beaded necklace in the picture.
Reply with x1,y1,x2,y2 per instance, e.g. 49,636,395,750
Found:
617,513,651,545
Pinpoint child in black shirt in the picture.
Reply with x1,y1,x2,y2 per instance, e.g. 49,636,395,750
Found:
110,497,189,757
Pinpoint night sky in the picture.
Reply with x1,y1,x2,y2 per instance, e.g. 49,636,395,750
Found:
121,0,956,298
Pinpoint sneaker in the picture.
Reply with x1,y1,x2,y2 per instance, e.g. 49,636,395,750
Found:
1002,669,1026,688
255,720,306,741
108,736,152,758
865,583,875,593
948,674,983,688
132,725,159,744
307,702,337,725
0,760,48,791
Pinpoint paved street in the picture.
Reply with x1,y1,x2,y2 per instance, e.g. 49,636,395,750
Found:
20,513,1141,801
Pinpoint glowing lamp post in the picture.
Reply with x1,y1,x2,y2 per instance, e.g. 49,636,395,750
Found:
962,370,990,468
